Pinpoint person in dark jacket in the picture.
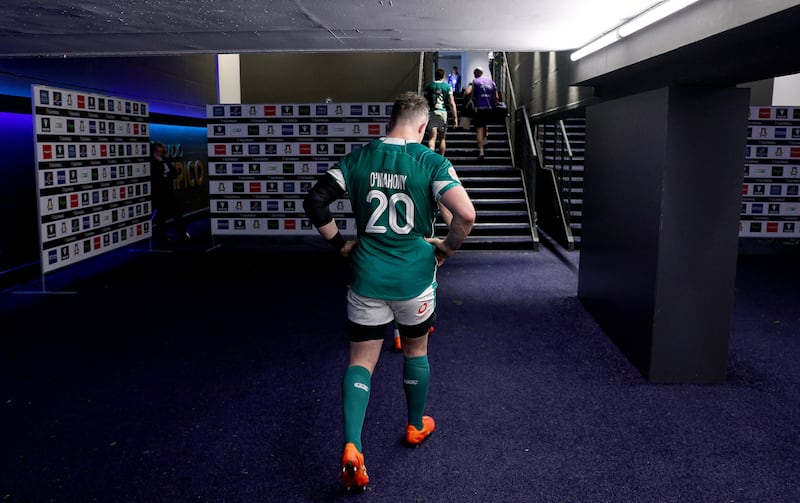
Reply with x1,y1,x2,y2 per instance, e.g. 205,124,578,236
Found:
150,141,189,242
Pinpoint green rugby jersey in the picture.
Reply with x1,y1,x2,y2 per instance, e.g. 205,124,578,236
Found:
328,137,462,300
424,80,453,115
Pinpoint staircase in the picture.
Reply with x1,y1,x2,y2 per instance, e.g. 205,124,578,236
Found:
435,119,536,250
537,117,586,248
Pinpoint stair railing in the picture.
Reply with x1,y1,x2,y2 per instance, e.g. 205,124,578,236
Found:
512,105,541,250
496,52,541,250
518,117,575,251
496,53,517,166
554,119,575,227
493,52,575,251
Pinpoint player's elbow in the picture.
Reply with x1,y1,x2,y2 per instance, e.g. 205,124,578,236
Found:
457,206,477,230
466,209,477,228
303,190,333,227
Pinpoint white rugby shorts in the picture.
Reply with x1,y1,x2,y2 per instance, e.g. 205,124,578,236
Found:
346,284,436,327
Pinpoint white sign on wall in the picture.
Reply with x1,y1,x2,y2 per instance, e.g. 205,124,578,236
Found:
32,84,152,273
205,101,391,237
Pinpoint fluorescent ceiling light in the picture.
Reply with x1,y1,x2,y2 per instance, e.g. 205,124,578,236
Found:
569,31,619,62
569,0,700,61
618,0,700,37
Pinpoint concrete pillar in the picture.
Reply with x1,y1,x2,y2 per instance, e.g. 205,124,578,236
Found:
578,85,749,383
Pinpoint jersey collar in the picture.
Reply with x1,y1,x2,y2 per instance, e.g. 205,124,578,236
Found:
382,137,418,146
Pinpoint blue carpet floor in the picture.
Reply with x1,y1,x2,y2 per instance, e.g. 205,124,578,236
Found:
1,232,798,502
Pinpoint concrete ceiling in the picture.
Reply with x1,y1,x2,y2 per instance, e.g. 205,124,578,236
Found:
0,0,666,58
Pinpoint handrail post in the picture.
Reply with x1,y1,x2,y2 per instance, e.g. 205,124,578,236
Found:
498,52,517,165
418,52,425,94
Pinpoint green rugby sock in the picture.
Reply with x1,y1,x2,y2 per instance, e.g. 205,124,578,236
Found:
342,365,371,452
403,355,430,429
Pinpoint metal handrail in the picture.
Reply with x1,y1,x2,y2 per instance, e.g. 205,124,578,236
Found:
513,100,575,250
418,52,425,94
515,104,540,249
558,119,573,158
500,53,517,112
497,52,517,166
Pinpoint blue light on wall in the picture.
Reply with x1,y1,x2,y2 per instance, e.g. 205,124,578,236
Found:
0,56,213,118
149,123,206,146
0,112,35,177
0,84,206,118
0,81,34,99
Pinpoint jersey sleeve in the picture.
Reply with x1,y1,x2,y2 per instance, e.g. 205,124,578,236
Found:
431,161,462,201
326,165,346,191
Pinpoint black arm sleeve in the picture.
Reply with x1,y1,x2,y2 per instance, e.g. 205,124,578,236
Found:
303,172,346,228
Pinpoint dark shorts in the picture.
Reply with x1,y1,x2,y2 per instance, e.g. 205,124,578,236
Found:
426,112,447,139
347,313,436,342
473,108,494,128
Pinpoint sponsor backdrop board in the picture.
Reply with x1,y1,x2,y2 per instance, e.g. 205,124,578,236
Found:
206,102,392,237
741,106,800,238
32,85,152,273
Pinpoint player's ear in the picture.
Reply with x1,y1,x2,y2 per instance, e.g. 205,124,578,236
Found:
418,120,427,136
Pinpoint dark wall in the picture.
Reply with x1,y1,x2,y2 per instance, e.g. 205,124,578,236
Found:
571,2,800,94
576,88,666,369
0,56,217,115
578,85,749,382
740,78,774,106
0,108,39,272
240,52,423,103
505,51,595,120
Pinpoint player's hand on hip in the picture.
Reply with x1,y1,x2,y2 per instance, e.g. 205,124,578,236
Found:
340,239,357,257
425,237,454,266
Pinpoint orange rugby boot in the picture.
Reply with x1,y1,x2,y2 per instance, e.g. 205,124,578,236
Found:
405,415,436,446
340,442,369,490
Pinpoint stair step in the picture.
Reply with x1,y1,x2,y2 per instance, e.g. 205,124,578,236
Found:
461,178,522,191
460,229,537,238
459,235,536,251
473,222,532,229
462,176,523,183
465,187,524,194
449,155,513,161
460,167,516,172
538,117,586,250
473,209,530,217
471,197,526,204
443,121,536,250
454,163,515,169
